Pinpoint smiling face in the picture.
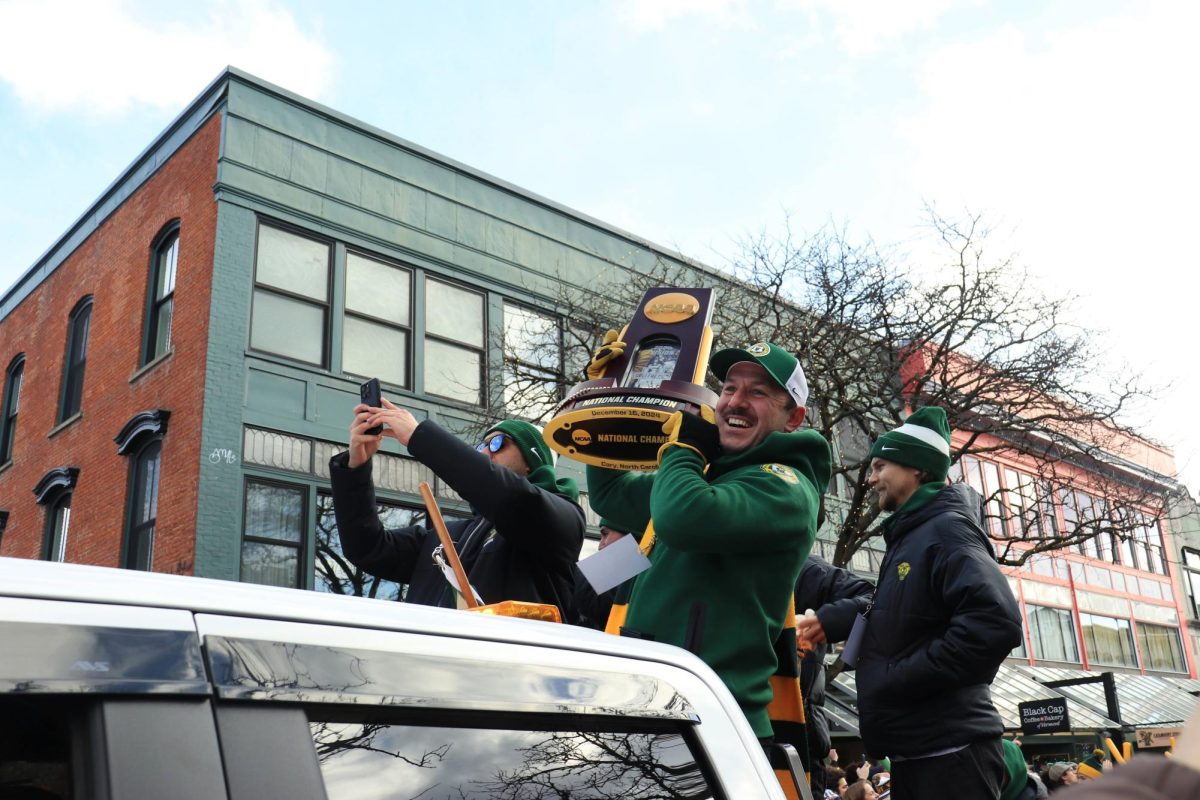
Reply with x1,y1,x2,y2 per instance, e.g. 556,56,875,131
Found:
715,362,807,454
867,457,923,511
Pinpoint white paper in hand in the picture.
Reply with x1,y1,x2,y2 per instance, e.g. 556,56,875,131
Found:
576,533,651,595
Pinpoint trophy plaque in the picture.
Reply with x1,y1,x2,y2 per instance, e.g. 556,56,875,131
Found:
543,287,718,471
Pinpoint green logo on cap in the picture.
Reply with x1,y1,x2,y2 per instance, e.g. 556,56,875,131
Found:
747,342,770,356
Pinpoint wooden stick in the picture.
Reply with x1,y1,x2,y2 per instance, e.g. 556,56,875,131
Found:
418,481,478,608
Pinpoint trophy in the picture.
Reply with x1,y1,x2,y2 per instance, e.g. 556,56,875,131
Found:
543,288,718,471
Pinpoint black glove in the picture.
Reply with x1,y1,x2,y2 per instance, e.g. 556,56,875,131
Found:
659,410,721,465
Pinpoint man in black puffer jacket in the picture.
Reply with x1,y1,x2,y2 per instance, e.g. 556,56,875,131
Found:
329,395,584,617
802,407,1022,800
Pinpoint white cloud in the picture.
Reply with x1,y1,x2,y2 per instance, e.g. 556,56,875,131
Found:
895,1,1200,489
613,0,753,32
780,0,971,55
0,0,335,115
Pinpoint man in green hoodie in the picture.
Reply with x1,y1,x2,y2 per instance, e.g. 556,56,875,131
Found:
586,341,831,741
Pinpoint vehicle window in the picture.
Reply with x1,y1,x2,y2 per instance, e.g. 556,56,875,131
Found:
0,698,74,798
309,716,716,800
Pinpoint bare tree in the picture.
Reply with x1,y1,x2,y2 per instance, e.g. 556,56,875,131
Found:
496,209,1175,568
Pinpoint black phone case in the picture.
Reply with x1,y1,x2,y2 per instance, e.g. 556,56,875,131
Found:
360,379,383,435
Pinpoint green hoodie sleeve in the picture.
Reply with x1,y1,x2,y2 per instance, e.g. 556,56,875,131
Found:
648,446,819,554
585,464,655,535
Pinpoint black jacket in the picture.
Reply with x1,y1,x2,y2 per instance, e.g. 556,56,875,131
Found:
854,482,1023,757
329,421,585,616
794,556,874,761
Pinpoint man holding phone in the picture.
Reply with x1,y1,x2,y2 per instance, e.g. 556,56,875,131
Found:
328,382,585,615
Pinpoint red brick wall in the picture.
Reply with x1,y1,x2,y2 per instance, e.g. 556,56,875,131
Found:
0,112,222,574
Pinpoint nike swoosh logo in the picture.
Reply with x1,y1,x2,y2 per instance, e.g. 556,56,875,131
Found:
881,447,899,451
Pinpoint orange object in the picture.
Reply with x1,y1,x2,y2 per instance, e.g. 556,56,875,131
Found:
467,600,562,623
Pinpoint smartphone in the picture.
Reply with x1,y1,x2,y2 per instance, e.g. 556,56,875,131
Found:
359,378,384,435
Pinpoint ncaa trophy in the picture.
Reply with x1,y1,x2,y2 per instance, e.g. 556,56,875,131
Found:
543,288,718,471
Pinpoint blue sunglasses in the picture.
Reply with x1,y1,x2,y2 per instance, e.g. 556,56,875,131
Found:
477,433,509,454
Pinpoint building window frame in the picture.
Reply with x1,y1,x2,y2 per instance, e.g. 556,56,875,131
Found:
240,476,308,589
1137,621,1187,673
249,222,333,368
142,221,180,365
341,249,413,389
1078,612,1139,668
58,297,92,422
1183,548,1200,620
422,276,486,406
1026,603,1081,663
34,466,79,563
1,355,23,465
115,410,170,572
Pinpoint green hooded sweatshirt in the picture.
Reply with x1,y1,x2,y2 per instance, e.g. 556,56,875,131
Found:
586,428,831,738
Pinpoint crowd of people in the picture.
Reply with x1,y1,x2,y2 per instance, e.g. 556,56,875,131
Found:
330,330,1193,800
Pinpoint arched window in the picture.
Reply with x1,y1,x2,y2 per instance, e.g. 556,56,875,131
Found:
115,410,170,571
59,297,92,422
144,223,179,364
1,355,23,464
34,467,79,562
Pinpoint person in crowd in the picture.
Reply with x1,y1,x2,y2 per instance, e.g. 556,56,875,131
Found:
1045,762,1078,792
824,765,848,799
1075,748,1106,780
999,738,1041,800
329,395,584,616
799,406,1023,799
845,779,879,800
570,518,638,629
586,339,831,742
791,555,874,792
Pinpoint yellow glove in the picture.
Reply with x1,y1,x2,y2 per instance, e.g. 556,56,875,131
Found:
585,329,627,380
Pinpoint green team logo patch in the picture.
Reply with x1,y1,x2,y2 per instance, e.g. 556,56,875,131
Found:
762,463,800,484
898,562,911,581
747,342,771,356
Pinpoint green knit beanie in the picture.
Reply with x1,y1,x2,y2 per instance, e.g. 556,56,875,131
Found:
868,406,952,483
491,419,555,471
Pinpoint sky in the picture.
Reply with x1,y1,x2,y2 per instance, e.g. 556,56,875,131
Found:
1,0,1196,494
